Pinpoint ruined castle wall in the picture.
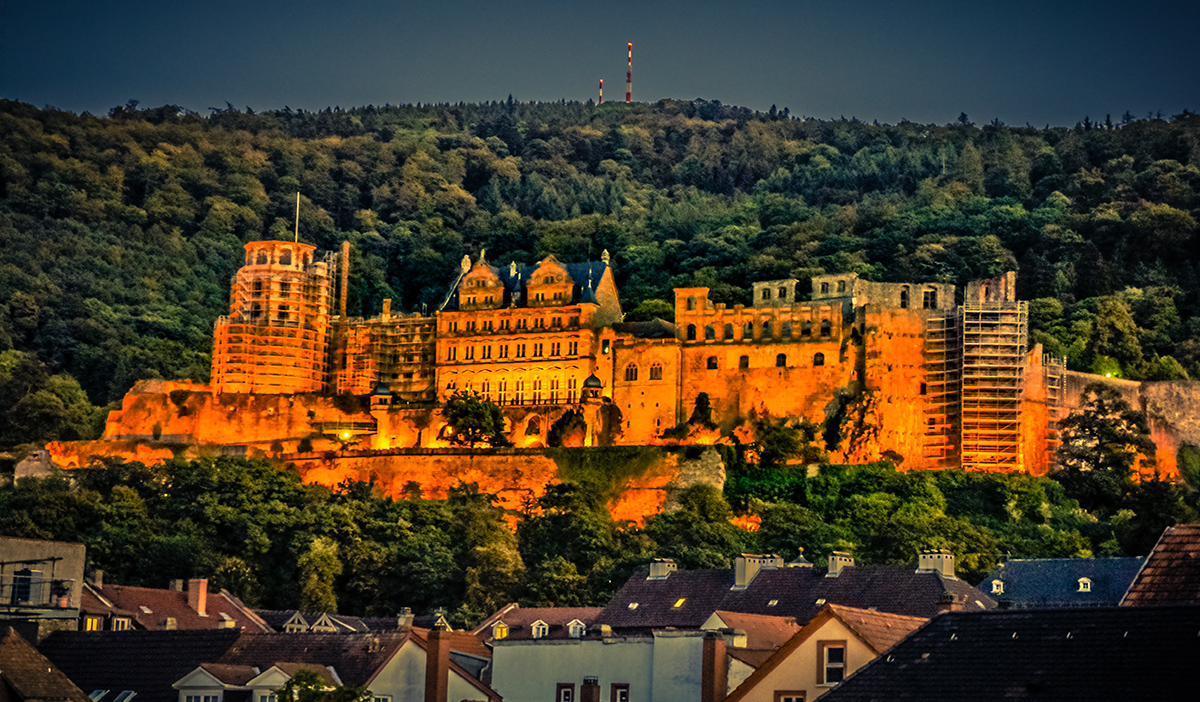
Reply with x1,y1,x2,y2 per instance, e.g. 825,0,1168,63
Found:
612,338,682,444
1021,350,1053,475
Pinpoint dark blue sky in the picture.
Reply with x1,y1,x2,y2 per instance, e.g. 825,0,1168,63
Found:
2,0,1196,126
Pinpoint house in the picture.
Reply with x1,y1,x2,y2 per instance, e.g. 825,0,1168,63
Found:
0,626,89,702
81,577,270,632
699,611,802,692
723,604,926,702
817,605,1200,700
977,557,1145,609
1121,523,1200,606
254,610,370,634
471,603,602,643
595,551,993,633
0,537,85,642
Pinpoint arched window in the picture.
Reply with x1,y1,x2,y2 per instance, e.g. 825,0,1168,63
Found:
781,321,792,338
820,320,832,337
776,354,787,367
923,288,938,309
256,252,268,265
744,322,754,339
649,363,663,380
763,321,772,338
991,579,1004,595
707,356,718,369
761,289,771,300
279,249,292,265
739,355,750,369
802,320,812,336
900,287,909,309
687,296,697,311
813,352,825,367
705,325,715,340
687,324,697,341
723,324,733,340
625,364,638,382
837,280,846,292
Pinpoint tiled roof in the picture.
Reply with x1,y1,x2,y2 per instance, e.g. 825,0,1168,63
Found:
94,583,269,632
1121,524,1200,606
0,627,90,702
706,611,801,651
270,663,339,686
39,629,242,702
473,605,602,641
597,564,994,629
215,632,408,687
824,604,926,653
197,664,258,686
978,557,1145,608
819,605,1200,701
440,258,610,311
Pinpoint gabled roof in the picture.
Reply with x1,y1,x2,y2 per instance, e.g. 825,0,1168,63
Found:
0,627,90,702
596,564,994,630
255,610,370,633
215,632,407,687
439,257,611,312
91,583,269,632
702,611,801,651
39,629,242,702
818,605,1200,701
978,557,1144,608
1121,524,1200,606
723,604,926,702
471,604,602,641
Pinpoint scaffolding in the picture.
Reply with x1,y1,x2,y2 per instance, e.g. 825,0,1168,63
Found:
1043,354,1067,461
334,313,437,401
922,312,960,465
959,302,1027,471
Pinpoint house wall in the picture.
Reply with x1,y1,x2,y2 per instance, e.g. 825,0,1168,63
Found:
0,536,86,609
731,619,875,702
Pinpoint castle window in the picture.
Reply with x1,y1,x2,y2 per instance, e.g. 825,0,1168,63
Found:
814,352,825,367
253,281,263,294
499,344,509,358
687,325,697,341
920,382,927,395
544,276,554,284
762,289,771,300
466,320,476,331
763,321,772,338
739,355,749,369
515,380,525,404
551,342,561,355
552,316,562,327
467,296,476,306
482,346,492,359
900,287,909,309
724,324,733,339
532,379,542,404
821,282,830,294
280,281,290,295
464,346,474,360
516,344,526,357
778,286,787,299
256,252,268,265
707,356,718,370
549,378,560,403
820,320,832,337
498,380,508,404
280,250,292,265
534,318,546,329
802,320,812,336
500,319,510,330
744,322,754,339
687,296,697,311
625,364,638,382
533,343,543,356
838,280,846,293
480,380,491,399
705,325,715,340
569,315,579,327
782,321,792,338
923,289,938,309
535,292,545,302
447,347,457,361
553,292,563,300
568,341,578,355
650,363,663,380
776,354,787,367
516,319,527,329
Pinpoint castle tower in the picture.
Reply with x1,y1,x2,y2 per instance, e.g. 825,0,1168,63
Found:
212,241,335,393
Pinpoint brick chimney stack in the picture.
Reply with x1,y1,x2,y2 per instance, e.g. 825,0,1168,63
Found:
701,631,727,702
424,628,450,702
187,578,207,616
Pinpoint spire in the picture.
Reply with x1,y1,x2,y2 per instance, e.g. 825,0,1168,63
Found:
601,249,610,265
509,261,518,278
479,248,487,264
460,254,471,273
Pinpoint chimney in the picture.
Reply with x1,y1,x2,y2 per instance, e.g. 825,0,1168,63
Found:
734,554,783,589
424,628,451,702
700,631,727,702
581,677,600,702
169,579,184,591
647,558,677,580
723,627,748,649
826,551,855,577
381,298,391,321
397,607,414,629
917,550,956,579
937,592,963,613
91,570,103,588
187,578,207,616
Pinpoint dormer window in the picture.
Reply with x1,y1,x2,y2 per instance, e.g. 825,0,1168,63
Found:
531,620,549,639
1078,577,1092,593
991,579,1004,594
567,619,586,638
493,621,508,640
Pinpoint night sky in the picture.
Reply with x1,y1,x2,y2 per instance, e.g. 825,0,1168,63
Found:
2,0,1196,126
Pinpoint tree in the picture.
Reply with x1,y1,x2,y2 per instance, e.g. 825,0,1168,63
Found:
442,391,508,447
1052,382,1156,514
277,669,371,702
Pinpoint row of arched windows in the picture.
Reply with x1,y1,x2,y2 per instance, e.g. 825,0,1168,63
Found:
704,352,826,370
624,363,664,381
686,319,832,341
249,248,310,268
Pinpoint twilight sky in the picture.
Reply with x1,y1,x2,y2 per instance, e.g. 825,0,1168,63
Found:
2,0,1196,126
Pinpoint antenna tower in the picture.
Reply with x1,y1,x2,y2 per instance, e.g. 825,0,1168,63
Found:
625,43,633,103
599,79,604,104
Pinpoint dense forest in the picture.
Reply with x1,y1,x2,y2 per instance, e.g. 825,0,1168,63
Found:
0,99,1198,448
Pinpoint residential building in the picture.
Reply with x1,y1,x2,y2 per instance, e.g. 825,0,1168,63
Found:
1121,523,1200,606
0,626,90,702
978,557,1145,608
80,577,269,633
471,604,602,643
0,537,85,643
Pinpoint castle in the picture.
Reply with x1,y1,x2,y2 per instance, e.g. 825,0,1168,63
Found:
123,238,1067,473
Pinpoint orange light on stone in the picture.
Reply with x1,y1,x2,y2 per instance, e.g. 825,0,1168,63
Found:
731,514,762,532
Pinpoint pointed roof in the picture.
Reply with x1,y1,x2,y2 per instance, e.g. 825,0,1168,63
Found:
438,256,611,312
978,557,1144,608
90,583,270,632
0,627,90,702
1122,524,1200,606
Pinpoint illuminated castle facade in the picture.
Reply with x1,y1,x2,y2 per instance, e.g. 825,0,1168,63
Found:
198,241,1065,473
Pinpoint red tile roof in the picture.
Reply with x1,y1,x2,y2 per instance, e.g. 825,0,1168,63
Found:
93,583,270,632
1121,524,1200,606
472,605,602,642
0,627,90,702
707,611,801,651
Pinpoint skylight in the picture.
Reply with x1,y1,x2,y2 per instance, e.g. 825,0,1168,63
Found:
767,599,779,607
673,598,686,608
627,602,639,610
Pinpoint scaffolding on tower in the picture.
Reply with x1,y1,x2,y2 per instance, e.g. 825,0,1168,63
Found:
959,301,1028,472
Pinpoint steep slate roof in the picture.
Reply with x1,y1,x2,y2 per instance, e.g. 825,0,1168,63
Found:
818,605,1200,701
39,629,242,702
0,627,90,702
978,557,1144,608
596,564,994,630
471,604,602,641
439,258,611,312
1121,523,1200,606
91,583,270,632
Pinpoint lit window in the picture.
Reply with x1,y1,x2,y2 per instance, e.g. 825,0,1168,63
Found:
84,616,102,631
820,641,846,685
112,618,130,631
767,599,778,607
627,602,638,610
991,579,1004,595
493,621,508,640
1078,577,1092,593
673,598,686,608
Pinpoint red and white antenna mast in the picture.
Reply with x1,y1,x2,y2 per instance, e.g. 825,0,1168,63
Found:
599,79,604,104
625,43,633,103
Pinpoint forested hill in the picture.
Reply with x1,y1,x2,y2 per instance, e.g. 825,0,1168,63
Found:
1,98,1198,446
